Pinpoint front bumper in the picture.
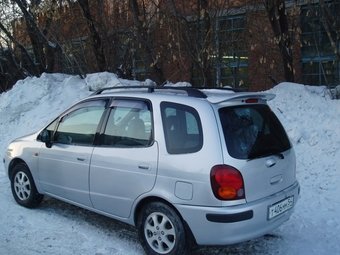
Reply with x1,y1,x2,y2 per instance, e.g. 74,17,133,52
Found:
175,181,300,246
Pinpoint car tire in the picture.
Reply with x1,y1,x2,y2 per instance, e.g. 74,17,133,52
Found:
137,202,188,255
10,163,44,208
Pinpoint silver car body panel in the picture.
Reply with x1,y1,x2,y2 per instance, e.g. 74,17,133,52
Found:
38,143,94,207
89,143,159,218
4,133,45,193
175,181,299,245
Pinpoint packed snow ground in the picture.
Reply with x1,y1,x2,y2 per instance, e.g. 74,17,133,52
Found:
0,72,339,255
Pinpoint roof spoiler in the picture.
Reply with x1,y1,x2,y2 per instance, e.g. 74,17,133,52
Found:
207,92,276,104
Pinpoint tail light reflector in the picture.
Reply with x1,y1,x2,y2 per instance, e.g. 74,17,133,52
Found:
210,165,245,200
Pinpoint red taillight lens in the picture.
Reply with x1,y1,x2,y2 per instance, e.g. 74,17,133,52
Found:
210,165,245,200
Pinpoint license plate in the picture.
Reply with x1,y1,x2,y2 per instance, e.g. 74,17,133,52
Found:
268,196,294,220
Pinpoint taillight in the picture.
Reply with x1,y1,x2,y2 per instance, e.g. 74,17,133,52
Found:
210,165,245,200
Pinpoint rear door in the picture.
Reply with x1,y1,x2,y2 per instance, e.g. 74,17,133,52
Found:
218,103,296,202
89,99,158,218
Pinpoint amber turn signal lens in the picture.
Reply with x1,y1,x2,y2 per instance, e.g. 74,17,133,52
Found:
218,186,237,199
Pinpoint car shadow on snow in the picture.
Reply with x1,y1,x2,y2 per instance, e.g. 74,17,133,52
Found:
37,196,281,255
191,234,282,255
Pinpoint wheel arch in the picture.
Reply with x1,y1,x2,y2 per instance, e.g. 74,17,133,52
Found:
8,158,44,195
133,196,198,247
10,160,44,208
8,158,27,179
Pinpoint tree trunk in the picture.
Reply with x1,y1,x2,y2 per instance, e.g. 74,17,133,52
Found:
78,0,107,72
319,0,340,61
129,0,165,85
265,0,294,82
13,0,61,76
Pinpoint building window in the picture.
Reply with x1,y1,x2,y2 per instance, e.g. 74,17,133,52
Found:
132,50,151,81
191,15,248,89
301,3,340,87
215,15,248,90
189,19,208,87
59,39,88,74
115,34,151,81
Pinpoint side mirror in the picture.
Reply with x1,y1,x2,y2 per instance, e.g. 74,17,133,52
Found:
40,130,53,148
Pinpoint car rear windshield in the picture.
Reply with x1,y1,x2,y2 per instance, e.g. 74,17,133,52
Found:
219,104,291,160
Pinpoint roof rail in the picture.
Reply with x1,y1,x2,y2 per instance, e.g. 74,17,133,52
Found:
91,86,240,98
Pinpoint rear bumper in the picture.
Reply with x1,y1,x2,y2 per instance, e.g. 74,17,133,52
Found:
175,181,300,246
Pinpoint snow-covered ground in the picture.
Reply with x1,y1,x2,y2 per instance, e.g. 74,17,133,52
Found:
0,72,339,255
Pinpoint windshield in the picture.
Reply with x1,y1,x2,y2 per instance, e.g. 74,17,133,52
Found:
219,104,291,160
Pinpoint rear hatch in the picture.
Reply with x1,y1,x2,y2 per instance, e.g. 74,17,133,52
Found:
217,101,296,203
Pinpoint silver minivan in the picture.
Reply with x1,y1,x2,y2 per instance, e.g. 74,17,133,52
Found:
3,86,300,255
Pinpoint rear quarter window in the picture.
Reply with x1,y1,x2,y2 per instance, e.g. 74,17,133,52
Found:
219,104,291,160
161,102,203,154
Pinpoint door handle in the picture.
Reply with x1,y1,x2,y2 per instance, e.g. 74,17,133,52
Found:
77,156,87,162
138,164,151,170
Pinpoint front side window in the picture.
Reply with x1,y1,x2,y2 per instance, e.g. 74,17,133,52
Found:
101,99,152,147
219,104,291,160
52,99,107,145
161,102,203,154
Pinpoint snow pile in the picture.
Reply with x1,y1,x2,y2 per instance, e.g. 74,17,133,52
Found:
1,73,339,254
266,83,340,253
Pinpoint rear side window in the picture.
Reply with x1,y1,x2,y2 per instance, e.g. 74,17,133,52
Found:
101,99,152,147
219,104,291,160
161,102,203,154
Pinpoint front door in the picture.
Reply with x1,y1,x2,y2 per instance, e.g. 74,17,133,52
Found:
38,99,108,207
38,144,94,207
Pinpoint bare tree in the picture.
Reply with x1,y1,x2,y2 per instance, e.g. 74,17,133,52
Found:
0,43,26,93
166,0,215,87
0,0,98,84
77,0,107,72
302,0,339,89
0,22,34,75
12,0,62,76
317,0,340,61
163,0,253,88
0,1,31,90
264,0,294,83
129,0,165,85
